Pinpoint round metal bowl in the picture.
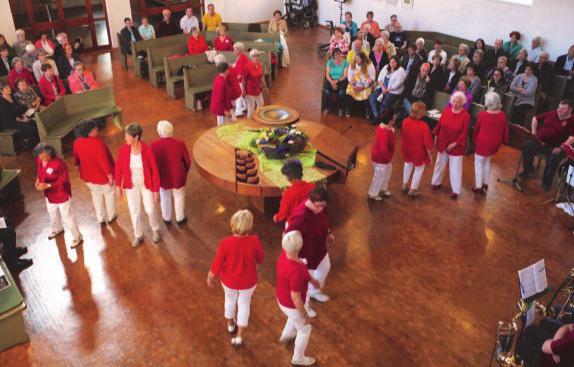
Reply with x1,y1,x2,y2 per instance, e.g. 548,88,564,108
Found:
253,105,300,125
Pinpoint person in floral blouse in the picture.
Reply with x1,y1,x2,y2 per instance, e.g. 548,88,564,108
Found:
329,27,350,56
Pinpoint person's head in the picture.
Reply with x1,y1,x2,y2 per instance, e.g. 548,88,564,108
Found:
77,119,98,138
33,143,57,162
208,3,215,14
517,48,528,61
539,51,550,64
380,107,396,127
191,26,200,37
15,29,25,42
213,53,227,65
557,100,573,119
415,37,425,50
353,37,363,51
373,38,383,52
162,8,171,20
432,54,442,66
484,92,502,111
450,91,467,110
380,30,389,41
124,17,132,27
387,55,399,71
434,39,443,51
37,49,48,63
567,45,574,58
124,123,143,144
15,78,29,92
41,63,54,78
530,36,542,49
344,11,352,22
185,7,193,17
494,38,503,49
217,23,227,36
509,31,521,43
141,16,149,26
465,64,476,77
233,42,244,55
334,27,344,39
216,61,229,75
273,9,282,20
475,38,485,51
25,43,35,55
332,47,342,62
1,84,11,98
497,56,507,69
355,51,368,67
249,49,260,62
230,209,253,236
56,32,68,45
410,101,427,120
64,43,73,57
282,231,303,256
281,159,303,182
366,11,374,21
419,62,430,77
73,61,85,74
309,185,328,209
492,67,503,83
12,57,22,71
524,62,535,76
0,34,6,45
39,32,48,41
407,43,416,56
390,14,398,24
472,49,483,64
458,43,469,56
0,47,8,59
156,120,174,138
457,77,470,92
448,56,461,71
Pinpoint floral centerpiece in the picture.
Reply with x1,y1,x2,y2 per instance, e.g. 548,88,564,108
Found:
253,126,309,160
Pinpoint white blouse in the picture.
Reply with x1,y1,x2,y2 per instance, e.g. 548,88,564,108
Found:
130,153,144,185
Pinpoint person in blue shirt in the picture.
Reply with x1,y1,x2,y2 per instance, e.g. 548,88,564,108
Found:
322,48,349,116
343,12,358,42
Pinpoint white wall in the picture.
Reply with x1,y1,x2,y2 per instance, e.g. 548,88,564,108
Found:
317,0,574,60
0,0,17,44
205,0,283,23
106,0,132,48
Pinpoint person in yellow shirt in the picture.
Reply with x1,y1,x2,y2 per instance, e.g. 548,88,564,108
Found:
202,4,223,31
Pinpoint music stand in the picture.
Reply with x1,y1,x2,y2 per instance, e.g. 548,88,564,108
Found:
497,124,542,192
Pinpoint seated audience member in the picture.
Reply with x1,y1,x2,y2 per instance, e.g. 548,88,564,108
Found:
329,27,350,56
0,46,13,76
202,4,223,32
322,48,349,116
68,61,100,93
402,62,433,116
57,43,79,80
138,16,156,40
38,63,66,106
268,9,288,35
368,109,396,200
535,52,555,97
428,39,448,66
380,31,397,58
34,32,55,57
73,36,84,54
52,33,68,61
483,68,508,103
455,43,470,74
442,57,462,94
468,49,486,80
345,52,376,118
520,100,574,190
210,62,232,126
360,11,380,47
12,29,31,57
510,48,528,76
214,24,233,52
187,27,208,55
369,55,406,124
14,78,41,112
540,323,574,367
510,62,538,125
528,37,543,63
270,9,290,68
431,91,471,199
243,49,268,119
157,9,180,37
119,17,142,57
343,12,358,41
273,160,315,225
451,77,473,111
0,84,38,147
470,38,487,61
554,45,574,77
401,101,433,197
8,58,35,89
464,64,481,101
415,38,427,60
32,49,58,81
385,14,406,50
21,44,37,70
428,54,445,93
502,31,522,60
401,44,423,79
485,56,514,86
0,34,16,58
347,37,369,64
485,39,506,69
0,208,33,272
180,7,199,34
369,38,389,79
473,92,509,193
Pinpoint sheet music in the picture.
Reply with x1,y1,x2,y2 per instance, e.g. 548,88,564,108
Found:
0,265,9,291
568,166,574,187
518,259,547,299
0,217,6,229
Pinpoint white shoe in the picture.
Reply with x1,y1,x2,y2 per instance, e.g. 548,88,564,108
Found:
48,230,64,239
196,100,203,111
291,356,316,366
132,236,143,248
152,231,161,243
231,336,242,346
227,322,236,334
368,195,383,201
279,334,295,344
310,292,330,303
305,306,317,318
71,235,83,249
380,190,391,197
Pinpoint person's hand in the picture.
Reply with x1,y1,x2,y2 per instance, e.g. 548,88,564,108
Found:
446,142,457,152
206,275,214,287
553,354,561,364
272,215,279,223
381,87,389,94
116,186,123,199
264,86,269,95
153,192,160,204
425,76,431,83
552,146,562,155
327,232,335,246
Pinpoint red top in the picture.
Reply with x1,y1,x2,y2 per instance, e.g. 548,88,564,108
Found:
150,137,191,189
276,251,311,309
34,39,56,53
473,111,509,157
234,53,249,82
214,35,234,51
227,66,242,101
68,71,100,94
433,107,471,156
210,235,264,290
536,111,574,147
243,61,263,96
8,68,35,90
36,157,72,204
210,74,232,116
286,202,330,270
401,117,433,166
274,180,315,224
73,137,115,185
114,142,160,192
539,329,574,367
187,35,208,55
371,125,395,164
38,75,66,106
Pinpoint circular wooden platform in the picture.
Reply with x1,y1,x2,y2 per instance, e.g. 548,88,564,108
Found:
252,105,300,125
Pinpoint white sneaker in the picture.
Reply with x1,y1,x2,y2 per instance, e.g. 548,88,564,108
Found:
71,235,83,249
380,190,391,197
48,230,64,239
291,356,316,366
196,100,203,111
230,336,242,346
310,292,330,303
279,334,295,344
368,195,383,201
227,322,236,333
305,306,317,318
132,236,143,248
152,231,161,243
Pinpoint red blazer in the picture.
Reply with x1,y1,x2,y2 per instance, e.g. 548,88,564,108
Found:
73,136,115,185
38,75,66,106
401,117,433,166
214,35,234,51
150,137,191,189
227,66,242,101
473,111,509,157
433,107,470,156
286,202,330,270
210,74,232,116
8,68,35,90
34,39,56,54
210,235,264,290
371,125,395,164
36,157,72,204
274,180,315,223
234,53,249,81
187,35,208,55
115,142,160,192
68,71,100,94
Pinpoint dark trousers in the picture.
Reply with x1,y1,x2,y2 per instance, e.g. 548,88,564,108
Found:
512,103,533,126
321,79,347,111
0,220,17,265
344,95,369,117
522,140,565,187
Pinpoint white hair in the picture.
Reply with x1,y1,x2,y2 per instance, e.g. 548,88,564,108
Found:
15,29,25,37
213,54,227,65
416,37,425,46
374,38,384,46
249,48,260,58
233,42,244,52
484,92,502,111
56,32,67,42
459,43,469,52
380,30,390,39
282,231,303,254
450,91,467,106
25,44,35,53
157,120,174,138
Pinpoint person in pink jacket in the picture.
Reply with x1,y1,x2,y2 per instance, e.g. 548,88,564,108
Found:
68,61,100,93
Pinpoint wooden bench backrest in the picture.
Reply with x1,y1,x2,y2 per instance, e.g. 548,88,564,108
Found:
165,54,209,80
432,91,451,112
240,32,278,42
218,51,238,65
225,23,250,32
0,75,8,87
551,75,568,99
470,102,485,124
35,99,66,138
133,33,189,55
149,44,188,69
62,86,115,115
241,41,276,55
184,64,218,88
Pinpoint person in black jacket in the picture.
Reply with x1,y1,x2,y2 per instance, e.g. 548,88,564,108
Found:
428,53,445,93
0,46,13,77
52,32,68,62
554,45,574,77
484,39,506,70
467,49,486,81
0,207,32,272
442,57,461,94
535,52,555,95
401,62,433,116
509,48,528,77
400,44,423,79
369,38,389,79
157,9,180,38
119,17,142,56
0,84,38,147
57,43,80,80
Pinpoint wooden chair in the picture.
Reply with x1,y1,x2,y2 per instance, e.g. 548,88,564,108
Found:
0,169,22,203
183,64,218,111
164,54,209,99
0,130,18,156
117,33,128,69
147,44,188,88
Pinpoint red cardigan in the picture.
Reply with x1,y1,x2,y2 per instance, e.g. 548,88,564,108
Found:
36,157,72,204
187,35,208,55
274,180,315,223
210,74,232,116
214,35,234,51
150,137,191,189
433,107,470,156
210,235,264,290
8,68,35,90
286,202,330,270
371,125,395,164
73,136,115,185
473,111,509,157
38,75,66,106
114,142,160,192
227,66,242,101
401,117,433,166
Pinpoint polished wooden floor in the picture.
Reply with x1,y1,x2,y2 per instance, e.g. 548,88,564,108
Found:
1,28,573,367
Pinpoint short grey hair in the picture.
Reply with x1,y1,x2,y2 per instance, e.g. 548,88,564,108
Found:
157,120,174,138
33,142,58,159
374,38,384,46
282,231,303,254
249,48,260,58
416,37,425,46
213,53,227,65
531,36,543,47
56,32,67,42
25,44,35,53
498,56,508,64
233,42,244,52
450,91,467,106
473,49,484,57
125,123,143,140
11,57,22,67
459,43,469,53
484,92,502,111
380,30,390,39
15,29,25,37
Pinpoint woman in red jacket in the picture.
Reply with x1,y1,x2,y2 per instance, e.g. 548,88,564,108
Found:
187,27,208,55
38,63,66,106
214,54,242,121
115,123,161,247
151,120,191,224
473,92,509,193
213,24,233,52
431,91,471,199
232,42,249,115
210,62,232,126
243,49,268,118
34,143,83,248
273,160,315,226
207,210,263,346
401,102,434,197
368,109,396,200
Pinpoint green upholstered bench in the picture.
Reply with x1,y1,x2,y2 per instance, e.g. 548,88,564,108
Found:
0,259,29,351
164,54,209,99
0,130,18,156
184,64,219,111
35,85,122,156
0,169,22,203
131,34,190,78
0,75,8,87
147,44,188,88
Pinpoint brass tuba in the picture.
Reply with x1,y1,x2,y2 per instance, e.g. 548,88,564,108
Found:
490,300,528,367
538,268,574,322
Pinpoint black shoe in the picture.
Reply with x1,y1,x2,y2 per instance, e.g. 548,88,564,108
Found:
14,247,28,258
176,217,188,226
15,258,33,271
163,220,172,225
518,171,535,179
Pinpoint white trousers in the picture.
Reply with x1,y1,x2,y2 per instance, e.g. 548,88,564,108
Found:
160,187,186,222
85,182,115,223
279,303,312,361
431,152,463,194
474,154,492,188
46,198,81,241
234,83,246,117
216,115,227,127
403,163,426,190
368,163,392,196
125,183,160,238
222,283,257,327
308,254,330,297
246,93,264,119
